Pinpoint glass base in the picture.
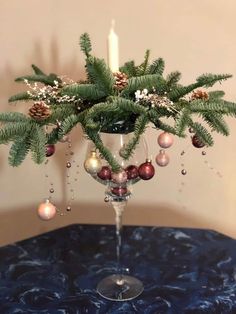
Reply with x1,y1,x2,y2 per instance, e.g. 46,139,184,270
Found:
97,274,144,301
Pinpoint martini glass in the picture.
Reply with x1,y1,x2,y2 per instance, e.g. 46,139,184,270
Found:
85,132,148,301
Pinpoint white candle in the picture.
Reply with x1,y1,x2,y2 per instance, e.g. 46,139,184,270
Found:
107,20,119,72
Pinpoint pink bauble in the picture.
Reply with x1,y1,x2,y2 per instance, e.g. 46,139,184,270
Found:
111,170,128,184
45,144,55,157
37,200,56,220
157,132,174,149
97,166,112,180
155,150,170,167
125,165,139,180
111,186,128,197
138,160,155,180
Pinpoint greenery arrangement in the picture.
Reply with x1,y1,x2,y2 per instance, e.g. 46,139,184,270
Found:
1,33,236,171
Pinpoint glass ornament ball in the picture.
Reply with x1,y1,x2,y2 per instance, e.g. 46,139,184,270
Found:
155,150,170,167
192,134,205,148
84,151,102,174
157,132,174,149
111,170,128,184
138,160,155,180
45,144,55,157
37,200,56,220
97,166,112,181
111,186,128,197
125,165,139,180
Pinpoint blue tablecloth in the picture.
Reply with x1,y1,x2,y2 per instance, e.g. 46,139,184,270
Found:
0,224,236,313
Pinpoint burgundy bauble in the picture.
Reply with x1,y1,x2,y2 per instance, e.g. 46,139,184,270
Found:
111,170,128,184
138,160,155,180
155,150,170,167
125,165,139,180
157,132,174,149
97,166,112,180
45,144,55,157
111,186,128,197
192,134,205,148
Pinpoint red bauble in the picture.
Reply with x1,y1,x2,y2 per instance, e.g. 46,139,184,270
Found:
97,166,112,180
45,144,55,157
157,132,174,149
138,160,155,180
125,165,139,180
111,186,128,196
192,134,205,148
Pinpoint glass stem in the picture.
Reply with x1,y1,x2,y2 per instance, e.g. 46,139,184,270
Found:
111,200,127,283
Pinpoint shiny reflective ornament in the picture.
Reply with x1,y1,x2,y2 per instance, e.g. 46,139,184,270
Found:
111,186,128,196
157,132,174,148
181,169,187,175
97,166,112,180
45,144,55,157
49,188,54,193
66,162,72,168
125,165,139,180
192,134,205,148
202,151,206,155
66,206,71,211
37,199,56,220
138,160,155,180
111,170,127,184
84,151,102,174
155,150,170,167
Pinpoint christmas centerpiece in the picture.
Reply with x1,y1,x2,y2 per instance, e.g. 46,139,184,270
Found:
1,24,236,300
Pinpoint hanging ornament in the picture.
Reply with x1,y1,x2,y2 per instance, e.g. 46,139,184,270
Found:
84,151,102,174
157,132,174,149
45,144,55,157
125,165,139,180
138,160,155,180
155,150,170,167
97,166,112,181
111,186,128,197
37,199,56,220
111,170,128,184
192,134,205,148
66,161,72,168
181,169,187,175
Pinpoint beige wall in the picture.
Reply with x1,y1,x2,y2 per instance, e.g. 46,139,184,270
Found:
1,0,236,245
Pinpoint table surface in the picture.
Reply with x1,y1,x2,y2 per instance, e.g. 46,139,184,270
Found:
0,224,236,314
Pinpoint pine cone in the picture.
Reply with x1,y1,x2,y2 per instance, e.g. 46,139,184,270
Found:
114,72,128,91
29,101,51,121
191,90,209,101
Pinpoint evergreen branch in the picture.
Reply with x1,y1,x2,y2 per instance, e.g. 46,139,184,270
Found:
147,58,165,75
31,64,46,75
169,74,232,101
120,114,149,160
189,99,236,115
57,111,87,138
44,103,77,124
189,121,214,146
61,83,106,101
203,113,229,136
15,75,59,86
121,74,165,96
0,122,31,144
119,61,136,77
174,108,190,136
0,112,29,123
148,113,179,135
136,50,150,76
208,90,225,100
165,71,181,90
80,33,92,58
9,92,33,103
8,135,31,166
30,124,47,164
86,56,115,94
